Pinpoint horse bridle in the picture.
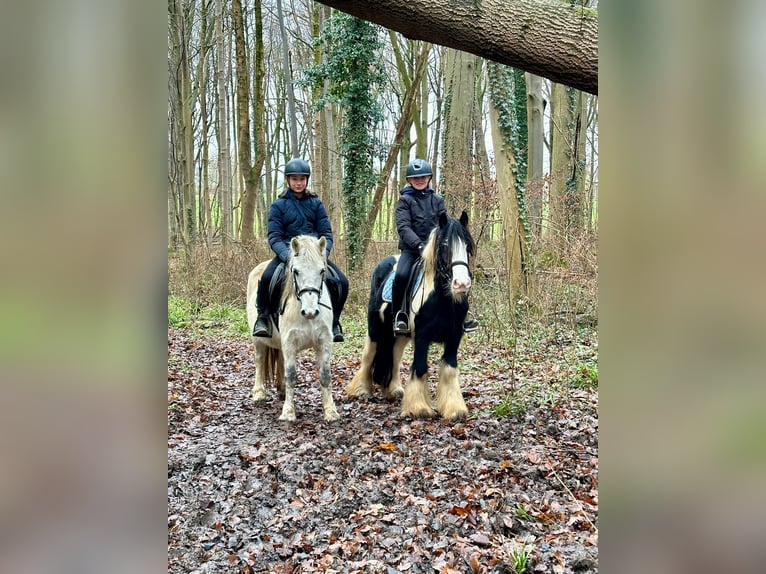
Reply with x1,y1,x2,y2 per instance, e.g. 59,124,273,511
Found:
291,267,333,311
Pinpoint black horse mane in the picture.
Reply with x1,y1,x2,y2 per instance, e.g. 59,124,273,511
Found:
422,212,474,292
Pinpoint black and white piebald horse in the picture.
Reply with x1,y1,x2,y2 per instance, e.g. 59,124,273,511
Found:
346,211,474,420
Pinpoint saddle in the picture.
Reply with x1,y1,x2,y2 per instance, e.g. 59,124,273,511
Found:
382,258,423,304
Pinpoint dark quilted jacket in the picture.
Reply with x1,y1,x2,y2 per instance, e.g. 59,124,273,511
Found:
395,185,447,252
267,189,334,262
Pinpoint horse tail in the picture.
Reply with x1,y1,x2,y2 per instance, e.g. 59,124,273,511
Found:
263,347,283,385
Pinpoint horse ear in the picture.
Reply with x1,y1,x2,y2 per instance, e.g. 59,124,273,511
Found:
290,236,300,255
318,236,327,256
439,211,449,228
460,210,469,227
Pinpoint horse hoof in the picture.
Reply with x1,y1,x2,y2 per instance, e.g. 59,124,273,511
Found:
324,411,341,422
402,407,435,419
385,386,404,401
278,413,296,422
345,385,371,398
252,389,267,402
441,409,468,422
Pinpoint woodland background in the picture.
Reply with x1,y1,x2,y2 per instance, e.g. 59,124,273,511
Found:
167,0,598,319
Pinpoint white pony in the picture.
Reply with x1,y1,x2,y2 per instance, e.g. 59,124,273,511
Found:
246,235,339,422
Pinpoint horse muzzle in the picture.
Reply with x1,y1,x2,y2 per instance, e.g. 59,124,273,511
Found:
301,307,319,319
451,277,472,294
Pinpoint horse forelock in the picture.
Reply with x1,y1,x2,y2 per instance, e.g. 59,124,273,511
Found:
282,235,326,303
435,217,473,263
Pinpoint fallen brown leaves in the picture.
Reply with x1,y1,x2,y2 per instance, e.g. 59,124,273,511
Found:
168,325,598,573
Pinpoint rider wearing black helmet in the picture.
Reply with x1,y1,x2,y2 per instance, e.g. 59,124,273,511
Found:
392,158,478,335
251,158,349,342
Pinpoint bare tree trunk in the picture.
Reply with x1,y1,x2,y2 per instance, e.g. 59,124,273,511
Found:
525,72,545,238
232,0,265,245
197,0,212,243
428,47,443,178
314,5,342,235
170,0,197,245
584,93,598,232
549,82,586,252
441,48,476,216
364,42,431,249
277,0,299,157
472,59,493,243
490,103,526,302
215,0,232,247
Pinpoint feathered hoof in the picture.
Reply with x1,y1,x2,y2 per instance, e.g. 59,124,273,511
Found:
278,412,296,422
401,406,436,419
384,383,404,401
439,407,468,422
345,378,372,398
323,409,341,422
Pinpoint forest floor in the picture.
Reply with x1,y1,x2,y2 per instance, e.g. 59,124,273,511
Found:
167,320,598,574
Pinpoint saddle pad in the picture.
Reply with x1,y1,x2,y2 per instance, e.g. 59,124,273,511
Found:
382,269,423,303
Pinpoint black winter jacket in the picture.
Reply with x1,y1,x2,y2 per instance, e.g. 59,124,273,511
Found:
395,185,447,252
267,189,334,262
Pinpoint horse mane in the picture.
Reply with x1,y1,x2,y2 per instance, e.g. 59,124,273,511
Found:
420,216,474,291
281,235,326,305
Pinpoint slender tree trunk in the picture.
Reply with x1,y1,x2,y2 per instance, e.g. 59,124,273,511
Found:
549,82,586,253
472,59,492,243
252,0,267,237
215,0,232,247
428,47,443,179
525,72,545,238
232,0,264,245
277,0,299,157
170,0,197,245
364,42,431,249
197,0,212,243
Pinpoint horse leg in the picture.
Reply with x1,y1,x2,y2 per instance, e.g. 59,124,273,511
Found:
318,341,340,422
278,348,297,422
275,350,285,399
383,336,408,401
346,336,375,397
435,342,468,420
251,342,267,402
401,340,435,418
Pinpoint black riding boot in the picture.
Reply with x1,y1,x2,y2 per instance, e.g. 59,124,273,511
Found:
326,274,345,343
252,279,272,337
252,312,271,337
332,320,344,343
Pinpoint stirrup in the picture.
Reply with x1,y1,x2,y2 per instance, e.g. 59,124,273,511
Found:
393,311,410,335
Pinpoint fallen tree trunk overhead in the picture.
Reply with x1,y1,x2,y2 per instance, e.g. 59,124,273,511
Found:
316,0,598,95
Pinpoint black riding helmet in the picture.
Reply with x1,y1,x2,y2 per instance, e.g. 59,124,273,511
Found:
405,158,433,179
284,158,311,178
